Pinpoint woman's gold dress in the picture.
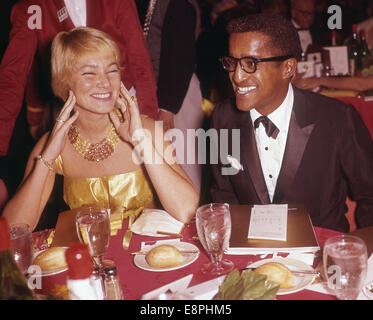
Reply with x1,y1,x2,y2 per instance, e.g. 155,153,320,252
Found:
55,155,156,214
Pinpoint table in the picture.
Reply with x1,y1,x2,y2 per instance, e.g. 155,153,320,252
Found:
104,218,342,300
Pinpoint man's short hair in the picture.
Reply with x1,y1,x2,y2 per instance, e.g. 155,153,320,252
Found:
227,13,302,60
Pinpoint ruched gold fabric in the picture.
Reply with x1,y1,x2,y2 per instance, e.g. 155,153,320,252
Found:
54,155,156,212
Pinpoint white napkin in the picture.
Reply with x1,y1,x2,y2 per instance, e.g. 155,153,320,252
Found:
130,209,184,236
141,274,193,300
182,275,226,300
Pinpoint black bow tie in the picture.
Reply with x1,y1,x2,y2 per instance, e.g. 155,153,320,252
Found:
254,116,279,139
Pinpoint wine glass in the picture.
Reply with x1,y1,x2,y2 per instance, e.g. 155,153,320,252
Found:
9,223,33,275
75,206,111,272
196,203,234,275
323,235,368,300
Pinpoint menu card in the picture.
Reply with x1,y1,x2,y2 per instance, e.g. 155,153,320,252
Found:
248,204,288,241
228,204,319,255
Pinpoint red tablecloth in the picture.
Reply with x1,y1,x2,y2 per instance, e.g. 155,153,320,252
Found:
338,96,373,140
105,219,342,300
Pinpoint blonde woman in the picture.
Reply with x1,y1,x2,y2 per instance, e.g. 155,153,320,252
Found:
3,27,198,230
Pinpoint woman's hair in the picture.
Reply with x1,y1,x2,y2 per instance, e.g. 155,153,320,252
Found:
51,27,121,101
227,13,302,60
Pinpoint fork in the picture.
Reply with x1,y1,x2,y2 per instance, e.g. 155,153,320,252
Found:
122,214,135,250
33,229,50,251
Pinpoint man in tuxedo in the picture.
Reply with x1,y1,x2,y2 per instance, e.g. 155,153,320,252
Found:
290,0,315,55
135,0,204,191
209,13,373,232
290,0,330,54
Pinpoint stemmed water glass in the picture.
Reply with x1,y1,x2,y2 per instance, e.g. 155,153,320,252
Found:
323,235,368,300
75,206,111,272
196,203,234,275
9,223,33,275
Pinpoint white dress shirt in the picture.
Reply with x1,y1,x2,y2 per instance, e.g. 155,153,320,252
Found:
64,0,87,27
250,84,294,202
292,19,312,53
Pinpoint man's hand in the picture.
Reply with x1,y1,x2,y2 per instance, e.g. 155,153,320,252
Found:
158,109,175,133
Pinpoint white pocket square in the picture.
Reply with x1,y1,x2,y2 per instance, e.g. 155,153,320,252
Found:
226,155,244,171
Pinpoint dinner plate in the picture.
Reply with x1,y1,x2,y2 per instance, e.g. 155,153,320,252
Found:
247,257,316,295
32,247,68,276
133,242,200,272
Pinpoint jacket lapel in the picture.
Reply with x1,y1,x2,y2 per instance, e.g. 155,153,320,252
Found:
273,87,315,202
241,113,271,204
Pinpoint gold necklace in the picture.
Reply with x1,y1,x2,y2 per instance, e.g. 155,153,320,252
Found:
68,123,119,162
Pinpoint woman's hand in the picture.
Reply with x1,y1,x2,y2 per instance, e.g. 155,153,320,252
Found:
109,82,144,145
42,91,79,162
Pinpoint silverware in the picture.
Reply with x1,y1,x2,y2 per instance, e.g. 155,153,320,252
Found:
33,231,42,250
243,267,319,276
156,230,183,238
40,229,52,250
122,214,135,250
131,250,198,255
33,229,51,250
191,234,199,241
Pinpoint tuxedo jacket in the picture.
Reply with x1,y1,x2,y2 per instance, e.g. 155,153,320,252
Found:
209,86,373,232
139,0,197,114
0,0,158,155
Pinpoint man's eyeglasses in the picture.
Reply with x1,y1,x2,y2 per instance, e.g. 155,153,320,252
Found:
219,54,293,74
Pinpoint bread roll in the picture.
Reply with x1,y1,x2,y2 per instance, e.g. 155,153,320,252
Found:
33,247,68,271
253,262,294,289
145,245,183,268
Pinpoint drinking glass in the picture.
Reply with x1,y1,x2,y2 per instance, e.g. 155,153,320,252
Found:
323,235,368,300
196,203,234,275
75,206,111,272
9,223,33,275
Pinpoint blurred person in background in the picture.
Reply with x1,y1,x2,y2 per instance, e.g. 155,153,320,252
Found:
290,0,316,54
209,0,239,25
196,1,257,106
259,0,288,17
135,0,204,192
